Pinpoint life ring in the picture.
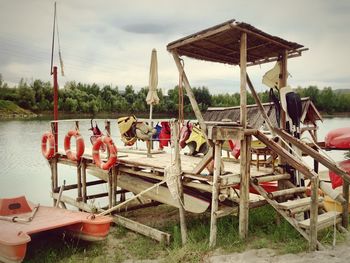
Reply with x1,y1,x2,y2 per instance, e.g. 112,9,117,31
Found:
92,136,117,170
64,130,85,161
41,132,55,159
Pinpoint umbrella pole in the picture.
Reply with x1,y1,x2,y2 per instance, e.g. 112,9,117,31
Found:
147,104,153,157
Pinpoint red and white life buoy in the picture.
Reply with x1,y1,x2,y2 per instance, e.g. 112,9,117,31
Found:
64,130,85,161
41,132,55,159
92,136,117,170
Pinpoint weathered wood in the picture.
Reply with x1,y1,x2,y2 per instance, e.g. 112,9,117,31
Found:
309,176,319,251
82,160,87,202
55,180,65,208
288,202,324,216
77,164,82,202
238,31,249,240
86,192,109,200
299,211,342,230
192,147,213,174
273,128,350,183
278,197,323,210
113,214,171,245
172,51,208,140
253,173,290,184
219,173,241,186
240,32,247,128
90,170,210,214
239,132,251,239
246,74,274,131
108,172,112,209
254,131,319,180
112,166,117,206
207,126,244,141
267,187,306,199
251,183,324,249
209,141,222,248
55,180,106,192
98,180,166,216
172,120,187,245
342,180,349,228
215,206,238,218
51,193,170,244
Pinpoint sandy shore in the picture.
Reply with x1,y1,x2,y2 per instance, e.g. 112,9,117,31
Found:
206,237,350,263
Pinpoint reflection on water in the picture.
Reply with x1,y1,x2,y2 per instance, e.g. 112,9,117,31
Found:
0,117,349,205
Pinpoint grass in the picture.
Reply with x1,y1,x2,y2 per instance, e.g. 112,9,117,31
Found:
23,205,348,263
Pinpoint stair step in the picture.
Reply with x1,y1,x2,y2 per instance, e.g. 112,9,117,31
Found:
298,211,342,230
278,197,324,210
253,173,290,184
267,187,307,199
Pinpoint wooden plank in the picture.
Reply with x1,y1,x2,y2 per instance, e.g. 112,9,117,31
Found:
309,176,319,251
220,173,241,186
51,193,170,244
172,120,188,245
254,130,319,180
253,173,290,184
342,180,349,228
113,214,171,245
207,126,244,141
288,202,324,216
172,51,208,140
209,142,222,248
192,147,213,174
215,206,238,218
90,170,210,214
167,22,233,50
238,31,249,240
273,128,350,183
298,211,342,229
267,187,306,199
251,183,324,250
278,197,323,210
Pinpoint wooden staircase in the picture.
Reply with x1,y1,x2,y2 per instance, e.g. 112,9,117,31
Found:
251,173,343,250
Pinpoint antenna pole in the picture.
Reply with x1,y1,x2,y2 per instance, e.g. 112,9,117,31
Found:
50,2,56,75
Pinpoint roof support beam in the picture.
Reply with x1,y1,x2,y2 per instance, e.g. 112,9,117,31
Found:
171,50,209,141
239,32,250,240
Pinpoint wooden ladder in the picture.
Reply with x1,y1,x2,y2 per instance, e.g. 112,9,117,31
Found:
251,173,343,250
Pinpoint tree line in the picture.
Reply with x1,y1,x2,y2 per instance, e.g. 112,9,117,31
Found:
0,74,349,115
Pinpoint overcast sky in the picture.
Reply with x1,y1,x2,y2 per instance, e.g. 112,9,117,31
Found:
0,0,349,94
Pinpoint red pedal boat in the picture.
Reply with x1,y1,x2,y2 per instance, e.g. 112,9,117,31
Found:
0,196,112,263
325,127,350,150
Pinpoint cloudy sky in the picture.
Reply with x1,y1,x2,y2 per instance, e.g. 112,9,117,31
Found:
0,0,349,94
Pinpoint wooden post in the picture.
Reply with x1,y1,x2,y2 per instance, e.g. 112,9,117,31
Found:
238,32,250,239
209,141,222,248
108,172,113,209
105,120,111,136
342,180,349,228
309,176,319,251
172,120,187,245
77,163,82,202
172,51,208,139
112,166,117,207
82,160,87,203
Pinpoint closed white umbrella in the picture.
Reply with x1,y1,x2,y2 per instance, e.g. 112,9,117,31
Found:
146,48,159,121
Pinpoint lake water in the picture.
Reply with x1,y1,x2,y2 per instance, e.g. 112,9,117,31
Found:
0,117,349,206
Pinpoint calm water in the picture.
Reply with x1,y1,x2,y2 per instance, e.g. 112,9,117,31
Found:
0,117,349,205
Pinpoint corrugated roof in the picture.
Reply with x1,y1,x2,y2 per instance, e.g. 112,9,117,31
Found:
203,98,322,129
167,19,307,66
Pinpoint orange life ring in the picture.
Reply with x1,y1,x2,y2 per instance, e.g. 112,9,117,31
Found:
92,136,117,170
64,130,85,161
41,132,55,159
